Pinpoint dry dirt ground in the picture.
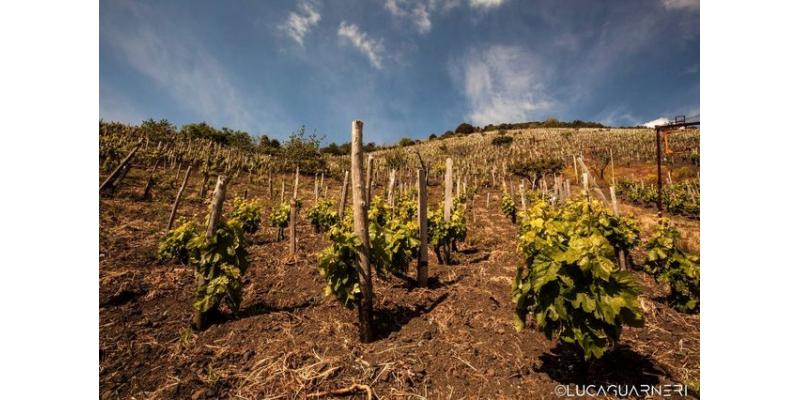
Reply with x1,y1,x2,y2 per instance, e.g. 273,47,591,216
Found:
99,166,699,399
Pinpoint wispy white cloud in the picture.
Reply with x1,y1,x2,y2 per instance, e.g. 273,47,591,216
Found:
337,22,385,69
451,46,553,126
662,0,699,11
101,1,259,131
469,0,505,9
385,0,432,34
281,1,321,46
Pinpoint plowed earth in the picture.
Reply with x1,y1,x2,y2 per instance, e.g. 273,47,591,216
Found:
100,167,699,399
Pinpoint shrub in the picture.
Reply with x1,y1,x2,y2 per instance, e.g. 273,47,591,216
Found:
643,219,700,313
384,148,407,171
501,192,517,223
398,137,415,147
512,198,644,360
229,197,262,234
268,203,291,240
509,158,564,186
307,199,338,233
318,218,361,307
428,202,467,265
158,218,250,321
455,123,476,134
157,221,200,264
189,219,250,315
491,135,513,146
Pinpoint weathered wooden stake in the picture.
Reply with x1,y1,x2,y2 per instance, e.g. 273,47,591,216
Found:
142,159,161,201
314,173,319,203
167,165,193,231
573,154,579,181
293,166,300,200
609,186,627,270
350,120,374,342
268,170,273,200
100,139,142,194
193,174,229,331
289,199,297,255
365,155,374,208
387,169,396,208
338,170,350,219
417,168,428,287
444,158,453,221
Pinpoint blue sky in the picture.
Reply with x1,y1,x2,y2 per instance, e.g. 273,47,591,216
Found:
100,0,699,144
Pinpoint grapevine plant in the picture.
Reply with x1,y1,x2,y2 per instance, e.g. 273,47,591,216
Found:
229,197,262,234
501,191,517,224
428,205,467,265
268,203,290,240
317,195,422,307
158,217,250,323
617,179,699,217
643,219,700,313
512,198,644,361
307,199,338,233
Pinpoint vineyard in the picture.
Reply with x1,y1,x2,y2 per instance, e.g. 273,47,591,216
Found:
99,121,700,399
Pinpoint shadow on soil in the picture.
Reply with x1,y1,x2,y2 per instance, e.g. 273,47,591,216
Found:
536,342,665,387
373,292,449,340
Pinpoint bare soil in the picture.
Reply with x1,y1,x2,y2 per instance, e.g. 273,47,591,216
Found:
99,166,699,399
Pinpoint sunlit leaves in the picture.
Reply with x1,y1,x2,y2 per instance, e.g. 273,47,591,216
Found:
512,197,644,360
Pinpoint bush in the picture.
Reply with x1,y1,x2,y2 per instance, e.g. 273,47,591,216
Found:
307,199,338,233
427,201,467,265
189,219,250,315
229,197,262,234
512,198,643,360
158,218,250,320
268,203,291,240
644,219,700,313
429,133,438,140
501,192,517,223
491,135,513,146
157,221,200,264
508,158,564,186
398,137,415,147
280,126,326,174
455,123,476,134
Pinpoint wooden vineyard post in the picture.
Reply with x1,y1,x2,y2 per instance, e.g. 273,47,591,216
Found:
198,150,212,199
609,148,616,186
293,166,300,200
582,173,589,200
338,170,349,219
268,170,273,200
573,154,579,181
486,192,490,208
417,168,428,287
280,179,285,204
141,159,161,201
314,173,319,203
365,155,374,208
320,173,325,199
444,158,453,221
100,138,142,195
350,120,374,342
167,165,193,231
289,199,297,255
193,174,229,331
609,186,627,271
387,169,396,208
106,164,131,196
519,182,527,210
